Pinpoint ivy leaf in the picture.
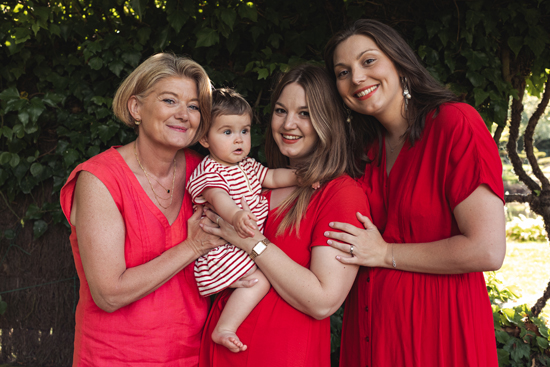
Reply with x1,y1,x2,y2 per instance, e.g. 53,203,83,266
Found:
130,0,147,21
257,68,269,80
18,110,30,126
137,28,151,45
525,36,546,57
196,28,219,48
88,57,103,70
507,37,523,57
33,220,48,239
220,8,237,30
28,98,46,123
2,126,13,140
537,336,549,349
9,153,20,168
14,27,31,44
0,152,11,165
64,148,80,166
25,203,43,220
473,88,490,106
238,3,257,22
30,162,44,177
0,86,20,100
122,51,141,68
226,34,239,54
466,70,485,88
167,12,188,33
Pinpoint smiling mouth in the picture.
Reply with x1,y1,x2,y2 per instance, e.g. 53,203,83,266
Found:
355,85,379,98
169,125,188,132
282,134,301,140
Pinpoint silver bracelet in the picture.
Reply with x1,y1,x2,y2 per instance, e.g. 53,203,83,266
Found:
392,243,396,268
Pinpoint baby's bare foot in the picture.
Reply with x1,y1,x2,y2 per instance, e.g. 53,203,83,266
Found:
212,328,248,353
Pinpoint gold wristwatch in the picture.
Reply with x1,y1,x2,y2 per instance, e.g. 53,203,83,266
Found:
250,238,271,260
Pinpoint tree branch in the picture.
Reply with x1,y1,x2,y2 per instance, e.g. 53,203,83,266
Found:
524,77,550,191
506,78,541,192
504,193,533,203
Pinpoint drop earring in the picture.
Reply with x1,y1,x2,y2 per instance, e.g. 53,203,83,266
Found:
401,77,411,110
344,105,352,124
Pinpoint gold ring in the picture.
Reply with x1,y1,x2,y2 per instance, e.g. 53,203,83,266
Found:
216,217,220,226
350,245,354,257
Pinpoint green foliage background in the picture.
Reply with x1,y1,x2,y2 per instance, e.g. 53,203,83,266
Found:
1,0,550,365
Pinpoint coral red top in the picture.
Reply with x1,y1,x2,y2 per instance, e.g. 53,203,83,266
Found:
340,103,504,367
199,175,370,367
60,147,207,367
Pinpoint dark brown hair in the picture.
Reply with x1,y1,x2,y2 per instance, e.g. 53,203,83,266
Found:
211,88,253,122
265,64,352,235
324,19,457,168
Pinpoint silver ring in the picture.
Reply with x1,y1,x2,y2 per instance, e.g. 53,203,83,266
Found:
216,217,221,226
350,245,354,257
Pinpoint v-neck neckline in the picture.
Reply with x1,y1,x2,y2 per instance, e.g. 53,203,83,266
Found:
112,146,187,227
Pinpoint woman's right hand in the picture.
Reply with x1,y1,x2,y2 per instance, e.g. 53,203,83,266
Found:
186,205,226,257
324,212,391,268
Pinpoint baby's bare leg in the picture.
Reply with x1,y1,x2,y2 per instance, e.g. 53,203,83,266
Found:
212,266,270,353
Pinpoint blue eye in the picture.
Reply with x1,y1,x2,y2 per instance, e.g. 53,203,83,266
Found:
163,98,175,104
223,130,231,135
189,105,200,111
241,129,249,134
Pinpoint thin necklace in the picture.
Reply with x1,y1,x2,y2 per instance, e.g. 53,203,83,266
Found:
133,140,176,209
386,136,405,153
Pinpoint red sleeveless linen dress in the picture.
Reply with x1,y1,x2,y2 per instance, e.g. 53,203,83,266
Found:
60,147,207,367
339,103,504,367
199,175,370,367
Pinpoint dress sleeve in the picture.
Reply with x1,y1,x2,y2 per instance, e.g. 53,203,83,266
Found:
186,160,230,205
247,157,269,185
60,149,125,223
442,103,504,210
309,176,370,250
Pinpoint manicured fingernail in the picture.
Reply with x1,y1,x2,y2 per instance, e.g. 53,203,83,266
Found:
329,222,334,227
324,231,329,236
327,240,333,245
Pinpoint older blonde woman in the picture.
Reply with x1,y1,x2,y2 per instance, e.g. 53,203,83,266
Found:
60,53,225,367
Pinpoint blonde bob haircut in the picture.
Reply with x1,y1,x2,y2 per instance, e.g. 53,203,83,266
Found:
112,53,212,145
265,64,352,236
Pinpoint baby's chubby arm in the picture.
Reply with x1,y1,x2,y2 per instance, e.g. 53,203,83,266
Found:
201,188,257,238
262,168,298,189
263,168,320,190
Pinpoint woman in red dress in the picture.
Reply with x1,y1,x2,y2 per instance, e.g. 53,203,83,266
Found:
323,20,506,366
199,64,370,367
60,53,226,366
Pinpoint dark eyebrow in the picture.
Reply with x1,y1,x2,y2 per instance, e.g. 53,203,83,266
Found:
334,48,378,68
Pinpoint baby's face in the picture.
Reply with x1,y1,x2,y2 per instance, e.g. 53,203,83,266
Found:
200,114,252,166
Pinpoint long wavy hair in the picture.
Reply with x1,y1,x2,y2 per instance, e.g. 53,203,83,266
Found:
265,64,351,236
324,19,457,169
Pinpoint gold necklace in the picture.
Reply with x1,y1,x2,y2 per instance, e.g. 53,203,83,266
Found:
386,136,405,153
133,140,177,209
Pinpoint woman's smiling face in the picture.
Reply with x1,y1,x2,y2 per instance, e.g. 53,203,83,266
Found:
332,34,403,122
271,83,319,165
129,76,201,150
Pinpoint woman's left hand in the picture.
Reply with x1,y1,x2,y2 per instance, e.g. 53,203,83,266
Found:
325,212,391,268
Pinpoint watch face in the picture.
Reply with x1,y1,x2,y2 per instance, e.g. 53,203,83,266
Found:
254,242,267,254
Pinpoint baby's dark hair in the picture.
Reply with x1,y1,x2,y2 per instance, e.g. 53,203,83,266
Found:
212,88,253,122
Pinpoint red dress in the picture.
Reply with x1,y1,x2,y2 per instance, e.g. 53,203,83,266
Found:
340,103,504,367
60,147,208,367
199,175,369,367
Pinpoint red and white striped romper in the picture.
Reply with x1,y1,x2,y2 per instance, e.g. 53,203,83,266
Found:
187,156,269,296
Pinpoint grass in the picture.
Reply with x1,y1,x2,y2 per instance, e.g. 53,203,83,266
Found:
493,240,550,321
